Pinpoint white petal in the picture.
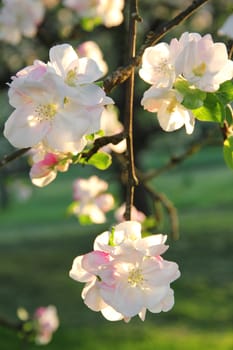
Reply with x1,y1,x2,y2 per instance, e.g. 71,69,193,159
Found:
49,44,78,78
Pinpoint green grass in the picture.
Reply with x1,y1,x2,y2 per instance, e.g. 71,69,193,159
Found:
0,146,233,349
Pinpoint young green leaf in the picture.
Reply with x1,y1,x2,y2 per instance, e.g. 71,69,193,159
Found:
87,152,112,170
174,78,206,109
192,93,224,123
216,80,233,105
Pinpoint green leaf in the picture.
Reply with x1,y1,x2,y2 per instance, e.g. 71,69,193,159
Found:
192,93,224,123
87,152,112,170
174,78,206,109
225,105,233,126
223,137,233,169
216,80,233,105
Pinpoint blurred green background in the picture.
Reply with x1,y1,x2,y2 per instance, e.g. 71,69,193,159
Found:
0,0,233,349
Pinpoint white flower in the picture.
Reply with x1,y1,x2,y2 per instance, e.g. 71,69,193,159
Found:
33,305,59,345
174,32,233,92
77,41,108,76
4,72,90,153
4,44,114,153
139,43,177,89
70,221,180,322
0,0,45,45
71,176,114,224
218,14,233,39
141,87,195,134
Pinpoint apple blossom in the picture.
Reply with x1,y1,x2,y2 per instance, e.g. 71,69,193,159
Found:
29,151,71,187
71,176,114,224
139,43,177,89
4,44,114,153
77,41,108,76
63,0,124,28
141,87,195,134
33,305,59,345
70,221,180,321
0,0,45,45
173,32,233,92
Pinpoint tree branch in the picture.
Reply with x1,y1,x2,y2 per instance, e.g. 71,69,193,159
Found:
0,148,30,169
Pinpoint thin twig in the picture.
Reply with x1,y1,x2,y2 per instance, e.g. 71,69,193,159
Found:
143,183,179,240
0,148,30,169
123,0,140,220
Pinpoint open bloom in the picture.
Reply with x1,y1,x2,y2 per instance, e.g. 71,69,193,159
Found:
71,176,114,224
4,44,113,153
141,87,195,134
139,43,177,89
0,0,45,44
173,32,233,92
33,305,59,345
70,221,180,321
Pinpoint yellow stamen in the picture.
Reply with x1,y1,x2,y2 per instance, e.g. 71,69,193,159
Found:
34,103,57,122
192,62,206,77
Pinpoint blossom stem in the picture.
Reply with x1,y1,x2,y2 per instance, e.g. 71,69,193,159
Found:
123,0,140,220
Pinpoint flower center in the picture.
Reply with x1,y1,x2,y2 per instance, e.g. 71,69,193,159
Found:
128,267,144,287
65,68,77,86
192,62,206,77
34,103,57,122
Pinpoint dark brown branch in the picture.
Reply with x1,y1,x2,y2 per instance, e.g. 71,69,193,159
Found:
0,316,21,332
80,132,125,161
103,0,210,93
0,148,30,169
123,0,140,220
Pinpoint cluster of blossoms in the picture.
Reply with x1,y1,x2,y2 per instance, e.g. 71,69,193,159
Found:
0,0,45,45
70,221,180,322
63,0,124,28
17,305,59,345
70,176,114,224
3,43,114,186
33,305,59,345
140,32,233,134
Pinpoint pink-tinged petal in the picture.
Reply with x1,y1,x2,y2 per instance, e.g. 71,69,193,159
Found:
114,221,142,241
71,84,112,106
49,44,79,78
101,281,144,317
82,251,110,274
30,170,57,187
141,86,167,112
144,285,170,309
69,255,93,282
143,258,181,287
82,282,107,312
44,107,91,152
95,194,114,212
4,106,50,148
101,305,124,321
93,231,113,252
138,308,147,321
75,57,103,83
148,288,174,313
